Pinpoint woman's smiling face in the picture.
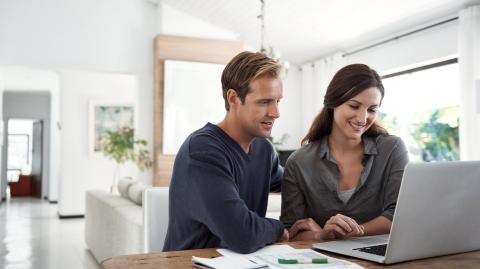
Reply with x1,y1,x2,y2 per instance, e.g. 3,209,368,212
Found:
332,87,382,141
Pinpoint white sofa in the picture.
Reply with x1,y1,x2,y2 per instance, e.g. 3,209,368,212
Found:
85,189,282,262
85,190,143,263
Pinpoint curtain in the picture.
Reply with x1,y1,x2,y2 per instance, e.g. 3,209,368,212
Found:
300,52,345,135
458,5,480,160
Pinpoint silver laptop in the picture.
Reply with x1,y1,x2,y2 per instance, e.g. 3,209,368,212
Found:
313,160,480,264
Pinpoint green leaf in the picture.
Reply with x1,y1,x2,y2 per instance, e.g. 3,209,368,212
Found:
100,126,153,170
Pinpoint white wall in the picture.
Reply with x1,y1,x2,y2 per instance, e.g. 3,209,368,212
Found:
0,0,156,175
0,67,144,215
271,66,303,150
0,0,156,213
58,70,140,216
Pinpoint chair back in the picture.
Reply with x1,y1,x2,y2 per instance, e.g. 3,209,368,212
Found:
143,187,169,253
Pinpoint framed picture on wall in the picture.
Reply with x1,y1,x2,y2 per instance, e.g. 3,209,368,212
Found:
89,101,135,154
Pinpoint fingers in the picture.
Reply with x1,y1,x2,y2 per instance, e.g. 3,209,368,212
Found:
288,218,321,238
324,222,348,237
288,215,365,241
279,229,289,242
323,214,364,239
289,220,307,238
275,229,289,243
331,215,353,233
290,230,318,241
343,216,363,235
284,229,289,242
289,219,305,236
358,225,365,236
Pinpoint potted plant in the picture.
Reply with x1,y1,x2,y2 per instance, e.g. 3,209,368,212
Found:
101,126,153,193
267,133,290,154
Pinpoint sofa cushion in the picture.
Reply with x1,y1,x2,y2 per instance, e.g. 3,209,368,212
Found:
85,190,143,263
128,182,145,205
87,189,135,207
117,177,135,198
115,205,143,227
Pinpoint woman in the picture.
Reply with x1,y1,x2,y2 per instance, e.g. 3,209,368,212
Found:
280,64,409,241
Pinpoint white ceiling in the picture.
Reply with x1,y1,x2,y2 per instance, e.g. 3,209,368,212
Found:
162,0,476,65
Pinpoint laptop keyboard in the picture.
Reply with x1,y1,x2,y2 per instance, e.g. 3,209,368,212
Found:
354,244,387,256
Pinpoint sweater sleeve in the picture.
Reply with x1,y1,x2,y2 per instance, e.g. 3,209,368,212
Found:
188,146,285,254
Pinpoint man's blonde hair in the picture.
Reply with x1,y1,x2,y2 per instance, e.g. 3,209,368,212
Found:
221,51,281,110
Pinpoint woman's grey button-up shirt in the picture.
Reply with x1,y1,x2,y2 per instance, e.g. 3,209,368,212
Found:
280,134,409,228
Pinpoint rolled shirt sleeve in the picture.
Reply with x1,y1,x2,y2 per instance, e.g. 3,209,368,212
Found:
280,155,307,228
381,138,409,221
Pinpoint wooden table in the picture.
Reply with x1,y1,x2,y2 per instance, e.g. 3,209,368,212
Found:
101,241,480,269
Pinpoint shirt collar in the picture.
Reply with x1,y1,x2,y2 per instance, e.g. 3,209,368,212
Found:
319,135,379,160
363,135,378,155
318,136,331,160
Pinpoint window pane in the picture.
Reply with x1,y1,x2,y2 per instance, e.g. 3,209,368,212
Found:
380,63,459,162
7,134,30,171
7,169,21,183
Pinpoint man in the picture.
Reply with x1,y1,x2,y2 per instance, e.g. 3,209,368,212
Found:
163,51,289,254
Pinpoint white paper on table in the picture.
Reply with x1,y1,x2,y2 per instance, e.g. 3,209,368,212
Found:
218,245,364,269
192,255,268,269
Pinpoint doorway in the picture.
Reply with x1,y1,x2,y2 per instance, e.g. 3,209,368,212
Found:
6,119,43,198
2,91,51,201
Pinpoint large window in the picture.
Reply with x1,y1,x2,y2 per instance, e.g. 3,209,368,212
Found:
380,61,460,162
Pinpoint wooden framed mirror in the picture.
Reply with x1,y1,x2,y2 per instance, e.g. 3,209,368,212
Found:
153,35,243,186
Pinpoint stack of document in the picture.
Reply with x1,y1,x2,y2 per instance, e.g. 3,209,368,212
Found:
192,245,364,269
192,255,268,269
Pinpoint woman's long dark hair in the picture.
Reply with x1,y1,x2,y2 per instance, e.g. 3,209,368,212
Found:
302,64,388,145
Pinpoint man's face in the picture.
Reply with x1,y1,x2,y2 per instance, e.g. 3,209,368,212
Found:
233,75,283,140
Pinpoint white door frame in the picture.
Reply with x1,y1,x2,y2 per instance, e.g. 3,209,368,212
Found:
0,66,61,202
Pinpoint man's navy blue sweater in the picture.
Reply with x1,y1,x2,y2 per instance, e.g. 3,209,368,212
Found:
163,123,285,253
